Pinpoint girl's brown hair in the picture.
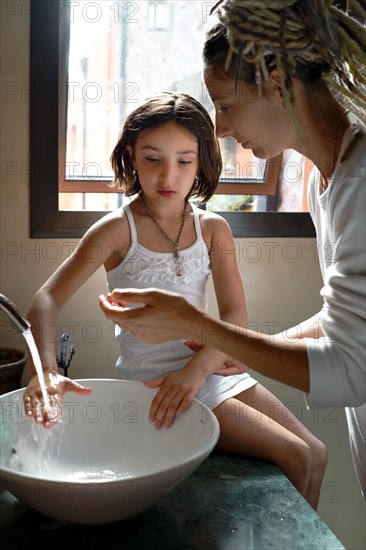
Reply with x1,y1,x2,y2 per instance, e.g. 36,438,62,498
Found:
110,92,222,203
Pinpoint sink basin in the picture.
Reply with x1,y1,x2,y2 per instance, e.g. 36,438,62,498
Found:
0,379,219,524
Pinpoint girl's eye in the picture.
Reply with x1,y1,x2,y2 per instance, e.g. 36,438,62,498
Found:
179,160,192,165
217,106,229,114
145,157,159,163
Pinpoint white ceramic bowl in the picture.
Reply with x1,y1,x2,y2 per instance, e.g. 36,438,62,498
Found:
0,379,219,524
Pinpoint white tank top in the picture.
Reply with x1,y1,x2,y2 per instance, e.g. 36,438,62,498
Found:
106,203,257,408
106,203,211,380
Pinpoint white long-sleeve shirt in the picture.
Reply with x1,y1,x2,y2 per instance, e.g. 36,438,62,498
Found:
306,113,366,498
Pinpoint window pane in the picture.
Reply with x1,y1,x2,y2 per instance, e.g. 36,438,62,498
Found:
65,0,261,183
61,0,308,215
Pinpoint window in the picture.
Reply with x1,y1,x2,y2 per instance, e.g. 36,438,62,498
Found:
30,0,315,238
148,1,171,30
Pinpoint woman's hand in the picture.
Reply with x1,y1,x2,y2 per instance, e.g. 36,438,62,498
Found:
23,368,92,429
143,366,208,429
98,289,200,343
184,340,249,376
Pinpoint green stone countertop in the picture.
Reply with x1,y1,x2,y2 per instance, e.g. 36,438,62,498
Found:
1,452,344,549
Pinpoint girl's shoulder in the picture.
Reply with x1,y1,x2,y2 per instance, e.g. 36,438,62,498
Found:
84,206,133,271
81,206,131,248
195,206,233,243
89,205,128,231
195,206,231,230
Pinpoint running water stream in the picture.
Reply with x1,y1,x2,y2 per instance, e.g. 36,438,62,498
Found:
1,329,60,473
0,293,57,421
23,329,60,423
23,328,49,406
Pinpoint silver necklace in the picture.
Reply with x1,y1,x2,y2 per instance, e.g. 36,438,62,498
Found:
320,109,349,194
139,194,188,277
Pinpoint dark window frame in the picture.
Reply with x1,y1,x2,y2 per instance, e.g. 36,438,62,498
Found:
29,0,315,239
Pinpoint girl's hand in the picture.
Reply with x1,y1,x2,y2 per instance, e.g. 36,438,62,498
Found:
23,369,92,429
143,367,207,429
184,340,249,376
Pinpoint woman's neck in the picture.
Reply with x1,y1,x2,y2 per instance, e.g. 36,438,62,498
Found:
296,86,350,181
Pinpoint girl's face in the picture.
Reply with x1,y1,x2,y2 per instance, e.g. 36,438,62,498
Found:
203,69,293,159
130,122,199,205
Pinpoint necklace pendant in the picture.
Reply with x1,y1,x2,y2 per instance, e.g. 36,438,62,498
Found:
139,195,187,278
174,250,183,277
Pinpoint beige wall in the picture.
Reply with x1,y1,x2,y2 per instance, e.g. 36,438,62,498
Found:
1,5,364,548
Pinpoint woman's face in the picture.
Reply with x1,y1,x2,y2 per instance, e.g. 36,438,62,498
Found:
203,68,293,159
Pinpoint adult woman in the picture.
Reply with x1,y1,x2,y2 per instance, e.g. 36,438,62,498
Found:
99,0,366,498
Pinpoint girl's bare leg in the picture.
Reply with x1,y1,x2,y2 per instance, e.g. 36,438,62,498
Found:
213,384,327,510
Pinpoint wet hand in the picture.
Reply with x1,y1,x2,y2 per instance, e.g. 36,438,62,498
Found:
23,369,92,429
143,369,206,429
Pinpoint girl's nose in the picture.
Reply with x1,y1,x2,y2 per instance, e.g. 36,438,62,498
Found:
159,162,176,184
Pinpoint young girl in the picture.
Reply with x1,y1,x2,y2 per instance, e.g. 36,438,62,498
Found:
24,92,326,510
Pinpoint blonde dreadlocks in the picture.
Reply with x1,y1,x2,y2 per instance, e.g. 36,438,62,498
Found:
205,0,366,123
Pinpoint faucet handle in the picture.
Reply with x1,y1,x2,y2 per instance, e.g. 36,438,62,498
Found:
56,333,75,376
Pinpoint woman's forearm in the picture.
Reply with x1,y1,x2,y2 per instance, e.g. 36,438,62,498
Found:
191,306,247,375
99,289,310,391
279,312,324,341
188,311,310,392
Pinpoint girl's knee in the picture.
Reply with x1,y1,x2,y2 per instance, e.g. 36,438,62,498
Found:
310,438,328,475
291,440,312,471
274,437,311,475
277,441,312,496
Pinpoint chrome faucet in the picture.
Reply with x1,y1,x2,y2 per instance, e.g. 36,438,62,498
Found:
0,294,31,333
